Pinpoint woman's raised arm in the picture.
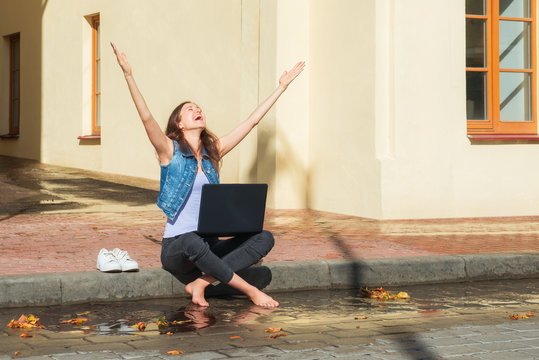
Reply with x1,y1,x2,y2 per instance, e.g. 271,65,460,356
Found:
111,43,173,164
218,61,305,157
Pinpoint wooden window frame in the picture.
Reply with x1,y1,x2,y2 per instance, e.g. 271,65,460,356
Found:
466,0,538,134
9,33,20,135
91,15,101,136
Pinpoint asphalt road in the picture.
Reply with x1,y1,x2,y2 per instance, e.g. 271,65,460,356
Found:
0,278,538,359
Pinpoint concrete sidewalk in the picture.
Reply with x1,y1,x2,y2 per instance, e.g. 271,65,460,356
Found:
1,155,538,307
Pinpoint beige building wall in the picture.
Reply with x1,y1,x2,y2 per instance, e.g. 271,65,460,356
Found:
0,0,42,160
38,0,245,180
377,0,539,218
308,0,381,218
2,0,539,219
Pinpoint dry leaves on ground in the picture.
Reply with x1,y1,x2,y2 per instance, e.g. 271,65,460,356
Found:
167,350,183,354
509,312,535,320
361,287,410,301
6,315,45,329
266,332,288,339
264,328,288,338
132,321,146,332
59,318,89,326
264,328,283,332
19,333,33,338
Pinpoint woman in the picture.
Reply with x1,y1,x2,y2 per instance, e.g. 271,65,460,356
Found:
112,42,304,308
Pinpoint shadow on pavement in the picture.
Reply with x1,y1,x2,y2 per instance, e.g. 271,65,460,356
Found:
306,213,443,359
0,155,158,218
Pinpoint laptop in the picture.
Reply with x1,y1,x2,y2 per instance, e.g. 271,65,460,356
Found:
196,184,268,237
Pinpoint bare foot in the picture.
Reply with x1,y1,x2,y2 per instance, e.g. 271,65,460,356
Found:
248,289,279,308
185,281,209,307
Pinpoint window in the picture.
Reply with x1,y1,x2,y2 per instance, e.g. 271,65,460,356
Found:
9,33,20,135
91,15,100,136
466,0,537,134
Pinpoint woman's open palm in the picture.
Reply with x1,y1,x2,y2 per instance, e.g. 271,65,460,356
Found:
111,42,132,77
279,61,305,89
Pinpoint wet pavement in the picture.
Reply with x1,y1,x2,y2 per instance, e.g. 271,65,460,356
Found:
0,155,538,276
0,279,538,359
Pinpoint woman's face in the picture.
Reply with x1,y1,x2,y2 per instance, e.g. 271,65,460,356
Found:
178,103,206,131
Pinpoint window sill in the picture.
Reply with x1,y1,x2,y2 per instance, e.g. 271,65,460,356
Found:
77,135,101,140
468,134,539,140
0,134,19,139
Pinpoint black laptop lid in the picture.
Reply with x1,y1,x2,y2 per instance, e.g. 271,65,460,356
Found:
196,184,268,237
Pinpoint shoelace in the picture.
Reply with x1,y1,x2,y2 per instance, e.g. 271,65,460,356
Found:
103,252,118,263
115,250,130,262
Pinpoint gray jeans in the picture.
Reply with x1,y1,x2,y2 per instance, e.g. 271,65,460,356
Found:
161,230,275,285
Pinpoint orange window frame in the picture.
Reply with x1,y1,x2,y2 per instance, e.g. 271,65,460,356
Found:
91,15,101,136
466,0,537,134
9,33,20,135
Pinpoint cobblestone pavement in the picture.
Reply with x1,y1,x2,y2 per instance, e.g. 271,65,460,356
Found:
1,155,538,276
0,279,537,359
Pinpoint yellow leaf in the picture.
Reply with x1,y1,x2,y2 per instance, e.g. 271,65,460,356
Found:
397,292,410,299
264,328,282,332
167,350,183,355
132,321,146,331
59,318,88,326
266,333,288,339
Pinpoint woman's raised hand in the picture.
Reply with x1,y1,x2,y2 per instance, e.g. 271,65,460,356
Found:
111,42,132,77
279,61,305,90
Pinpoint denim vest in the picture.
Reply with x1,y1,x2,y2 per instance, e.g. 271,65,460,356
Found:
157,140,219,220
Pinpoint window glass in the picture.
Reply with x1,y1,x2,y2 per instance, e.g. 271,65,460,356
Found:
467,72,488,120
499,72,532,121
12,39,19,68
95,95,100,127
466,19,487,67
12,99,19,127
96,20,100,58
12,71,19,98
96,60,100,92
499,20,530,69
500,0,530,18
467,0,486,15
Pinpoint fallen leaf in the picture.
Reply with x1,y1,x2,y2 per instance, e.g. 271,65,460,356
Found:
157,317,168,328
132,321,146,332
355,316,368,320
356,325,360,328
20,333,33,338
509,314,529,320
14,351,20,356
526,312,535,317
166,332,173,335
167,350,183,354
397,292,410,299
264,328,283,332
59,318,88,326
266,332,288,339
229,336,242,339
6,314,45,329
76,311,91,316
360,287,410,301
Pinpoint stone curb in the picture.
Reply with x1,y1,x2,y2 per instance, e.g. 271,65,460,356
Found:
0,253,537,308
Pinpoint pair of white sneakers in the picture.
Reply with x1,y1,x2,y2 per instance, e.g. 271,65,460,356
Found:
97,248,139,272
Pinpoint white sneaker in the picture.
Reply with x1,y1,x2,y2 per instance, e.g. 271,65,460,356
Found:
97,248,122,272
111,248,139,272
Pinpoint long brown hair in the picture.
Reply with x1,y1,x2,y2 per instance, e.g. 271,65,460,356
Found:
165,101,221,173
